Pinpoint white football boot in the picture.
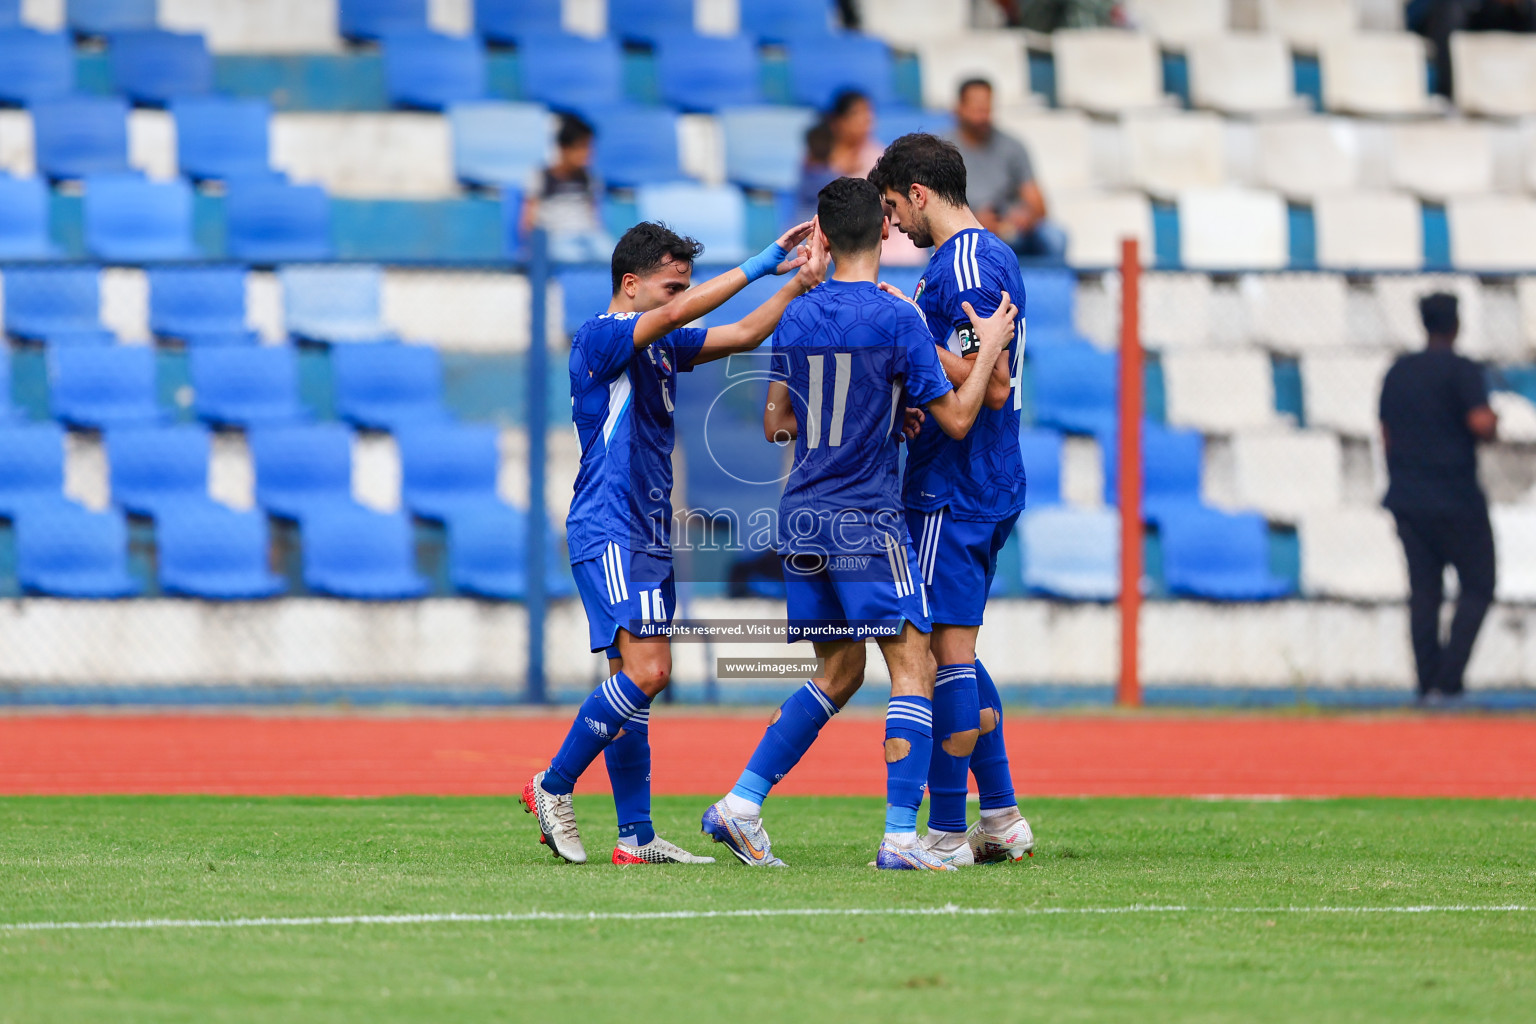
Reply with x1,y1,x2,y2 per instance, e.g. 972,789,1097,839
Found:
612,835,717,865
521,770,587,864
919,828,976,867
967,811,1035,863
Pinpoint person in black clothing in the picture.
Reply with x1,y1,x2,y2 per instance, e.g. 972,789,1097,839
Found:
1379,293,1499,701
1412,0,1536,97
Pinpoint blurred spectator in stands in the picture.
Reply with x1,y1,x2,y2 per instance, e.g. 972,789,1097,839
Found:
519,113,613,263
945,78,1067,263
796,90,925,264
1411,0,1536,97
1379,293,1498,703
1011,0,1120,29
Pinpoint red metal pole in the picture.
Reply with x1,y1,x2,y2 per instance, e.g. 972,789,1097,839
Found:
1117,238,1143,708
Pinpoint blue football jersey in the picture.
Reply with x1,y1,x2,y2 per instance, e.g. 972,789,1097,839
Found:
905,227,1027,521
566,312,708,562
771,279,952,556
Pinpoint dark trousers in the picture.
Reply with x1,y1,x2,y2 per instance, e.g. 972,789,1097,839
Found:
1392,508,1496,696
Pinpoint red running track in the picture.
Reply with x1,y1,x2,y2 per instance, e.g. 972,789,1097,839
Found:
1,714,1534,798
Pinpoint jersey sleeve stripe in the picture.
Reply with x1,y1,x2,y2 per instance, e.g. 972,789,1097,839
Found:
601,373,632,445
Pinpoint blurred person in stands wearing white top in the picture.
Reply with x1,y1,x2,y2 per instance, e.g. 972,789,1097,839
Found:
1379,293,1498,704
519,113,614,264
944,78,1067,264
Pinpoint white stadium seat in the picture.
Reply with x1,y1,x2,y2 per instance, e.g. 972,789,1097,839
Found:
1518,277,1536,352
915,34,1032,110
1300,352,1391,437
1053,30,1165,114
1255,117,1360,200
1300,508,1407,600
1051,190,1154,267
1241,273,1349,353
992,108,1094,195
1447,196,1536,273
1257,0,1359,51
1142,272,1214,349
1123,110,1226,198
1493,506,1536,602
382,271,537,352
1451,31,1536,117
1232,428,1344,521
1387,121,1494,201
1313,191,1422,271
270,114,457,199
1124,0,1227,48
158,0,345,53
859,0,970,49
1177,187,1289,270
1490,390,1536,444
1187,33,1297,115
1163,350,1277,433
1371,274,1485,352
1319,33,1432,116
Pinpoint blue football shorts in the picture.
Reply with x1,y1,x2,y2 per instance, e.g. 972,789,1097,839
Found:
906,507,1020,627
572,541,676,659
782,532,931,644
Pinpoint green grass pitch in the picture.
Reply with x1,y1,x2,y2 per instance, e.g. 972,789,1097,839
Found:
1,795,1533,1022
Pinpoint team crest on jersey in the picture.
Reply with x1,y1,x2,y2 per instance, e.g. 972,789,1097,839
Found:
913,278,926,303
646,345,672,373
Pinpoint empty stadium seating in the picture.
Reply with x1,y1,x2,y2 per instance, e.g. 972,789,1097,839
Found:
172,96,276,181
190,345,308,427
396,422,499,519
1160,507,1293,601
447,501,574,600
300,503,429,599
147,265,250,341
1020,507,1119,599
0,422,66,517
331,342,447,430
382,30,486,110
0,175,60,259
48,344,162,429
250,422,353,519
109,29,214,105
107,424,212,517
156,502,286,599
0,27,72,105
281,264,391,343
82,174,198,261
449,101,550,189
15,501,141,597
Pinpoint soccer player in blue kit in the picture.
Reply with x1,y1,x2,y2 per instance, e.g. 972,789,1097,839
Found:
870,133,1036,866
700,177,1018,869
522,218,826,865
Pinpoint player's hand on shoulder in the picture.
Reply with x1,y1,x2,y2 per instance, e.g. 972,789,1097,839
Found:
962,290,1017,356
773,220,815,276
901,406,925,440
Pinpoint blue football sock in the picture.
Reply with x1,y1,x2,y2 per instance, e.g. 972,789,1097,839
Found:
970,659,1017,812
927,663,980,833
884,695,933,834
543,672,647,796
604,703,653,846
729,681,837,812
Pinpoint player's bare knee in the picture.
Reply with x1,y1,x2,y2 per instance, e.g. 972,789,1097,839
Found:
884,737,912,763
768,708,782,726
629,661,670,693
979,707,999,734
942,728,979,757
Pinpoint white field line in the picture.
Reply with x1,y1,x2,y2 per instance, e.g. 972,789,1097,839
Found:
2,904,1532,933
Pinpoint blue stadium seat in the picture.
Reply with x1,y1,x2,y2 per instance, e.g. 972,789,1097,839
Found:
30,96,130,180
189,346,308,427
0,28,73,104
877,109,956,143
148,266,248,340
48,345,162,429
0,0,17,25
0,175,61,259
0,423,66,518
67,0,156,36
1102,423,1206,523
280,265,392,345
786,34,897,110
15,501,140,597
740,0,834,42
225,181,332,262
608,0,692,45
331,343,448,431
340,0,427,40
1030,341,1116,436
588,105,682,187
172,97,274,181
106,425,210,518
301,504,429,599
3,266,101,340
655,34,761,112
696,270,778,327
1020,507,1119,600
1019,268,1080,346
0,349,13,421
382,30,486,110
446,502,574,600
82,174,198,261
636,183,748,263
517,32,624,113
720,107,818,192
1018,427,1064,507
395,422,498,520
557,267,614,332
155,502,286,599
674,355,780,528
449,101,549,188
108,29,213,105
1160,507,1293,601
474,0,561,43
249,423,353,520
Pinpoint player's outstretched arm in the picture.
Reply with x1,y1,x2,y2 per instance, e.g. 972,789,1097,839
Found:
922,293,1017,440
691,220,829,366
764,379,797,443
631,221,813,351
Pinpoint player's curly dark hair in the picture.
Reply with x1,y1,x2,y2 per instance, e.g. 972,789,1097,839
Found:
817,176,884,254
610,221,705,294
867,133,969,209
